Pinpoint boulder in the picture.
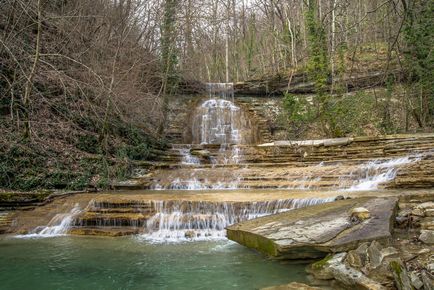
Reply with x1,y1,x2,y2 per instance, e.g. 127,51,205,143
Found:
227,197,398,259
184,230,196,239
418,230,434,244
350,207,371,222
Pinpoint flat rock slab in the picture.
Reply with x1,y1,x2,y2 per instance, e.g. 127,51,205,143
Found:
227,197,398,259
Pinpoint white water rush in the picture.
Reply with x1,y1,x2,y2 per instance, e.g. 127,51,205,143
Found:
340,154,422,191
139,198,334,243
17,204,82,238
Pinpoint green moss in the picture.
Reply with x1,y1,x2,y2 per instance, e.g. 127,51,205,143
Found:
311,254,333,270
0,191,52,203
389,260,404,289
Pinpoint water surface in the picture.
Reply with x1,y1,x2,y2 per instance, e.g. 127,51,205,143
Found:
0,237,308,290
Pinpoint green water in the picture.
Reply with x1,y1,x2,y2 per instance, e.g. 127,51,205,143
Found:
0,237,308,290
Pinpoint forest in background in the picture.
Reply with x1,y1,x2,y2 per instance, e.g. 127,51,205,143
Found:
0,0,432,191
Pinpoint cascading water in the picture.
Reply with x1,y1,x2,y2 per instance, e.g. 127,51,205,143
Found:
18,204,81,238
176,145,200,165
340,154,422,191
150,83,253,190
206,82,234,100
139,197,334,243
193,98,242,145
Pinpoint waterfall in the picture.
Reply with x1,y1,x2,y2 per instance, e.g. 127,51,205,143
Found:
139,197,334,243
206,82,234,100
148,82,253,191
165,177,244,190
176,145,201,165
340,154,422,191
193,98,242,145
18,204,81,238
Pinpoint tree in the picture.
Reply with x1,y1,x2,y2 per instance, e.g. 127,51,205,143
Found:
159,0,179,135
304,0,330,130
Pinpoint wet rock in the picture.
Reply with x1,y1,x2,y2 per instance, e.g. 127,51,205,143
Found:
419,230,434,244
68,227,139,237
190,149,210,158
409,271,424,290
227,197,397,259
389,260,413,290
184,230,196,239
261,282,324,290
350,207,371,223
335,195,345,201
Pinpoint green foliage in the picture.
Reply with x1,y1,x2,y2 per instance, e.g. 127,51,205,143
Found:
304,0,333,136
76,135,101,154
117,144,150,161
281,93,315,137
402,0,434,126
281,91,387,138
305,0,329,98
283,93,314,123
324,92,379,137
0,123,162,191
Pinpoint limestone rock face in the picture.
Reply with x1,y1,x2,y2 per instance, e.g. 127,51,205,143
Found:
227,197,398,259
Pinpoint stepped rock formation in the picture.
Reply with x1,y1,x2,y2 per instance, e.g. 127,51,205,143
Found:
115,134,434,191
